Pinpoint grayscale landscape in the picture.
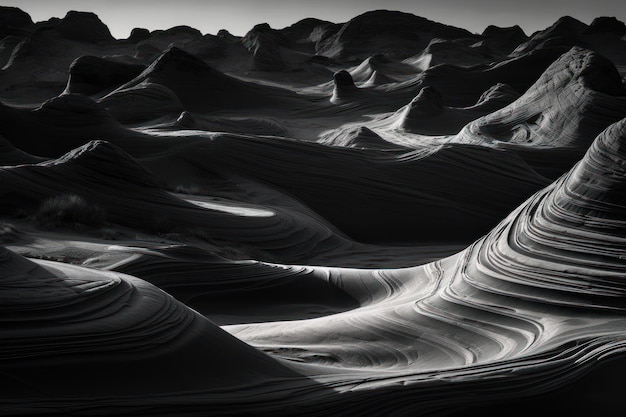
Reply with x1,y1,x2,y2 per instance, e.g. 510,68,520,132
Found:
0,3,625,416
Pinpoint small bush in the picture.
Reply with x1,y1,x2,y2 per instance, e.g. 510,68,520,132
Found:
0,222,20,243
100,227,123,240
33,194,106,229
172,184,205,195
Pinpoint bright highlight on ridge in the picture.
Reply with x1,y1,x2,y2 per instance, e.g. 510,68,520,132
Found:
0,3,625,417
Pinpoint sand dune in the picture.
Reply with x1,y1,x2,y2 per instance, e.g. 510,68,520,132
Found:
0,245,312,411
1,6,626,416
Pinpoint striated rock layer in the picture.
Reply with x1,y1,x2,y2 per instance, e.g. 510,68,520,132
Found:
1,6,626,417
227,119,626,415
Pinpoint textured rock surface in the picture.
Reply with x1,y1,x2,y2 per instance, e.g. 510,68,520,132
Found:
1,7,626,417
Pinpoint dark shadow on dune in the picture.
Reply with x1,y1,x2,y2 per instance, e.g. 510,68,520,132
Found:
1,5,626,417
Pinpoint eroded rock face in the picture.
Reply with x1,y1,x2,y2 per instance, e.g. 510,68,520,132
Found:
280,18,334,41
395,84,520,135
459,47,626,149
316,10,476,60
66,55,145,95
126,27,150,42
481,24,528,54
56,11,114,43
587,16,626,35
0,6,33,36
242,23,289,71
331,70,359,103
1,6,626,416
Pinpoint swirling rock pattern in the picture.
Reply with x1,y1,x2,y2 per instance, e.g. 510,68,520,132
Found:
458,47,626,148
0,245,309,411
227,118,626,414
1,7,626,417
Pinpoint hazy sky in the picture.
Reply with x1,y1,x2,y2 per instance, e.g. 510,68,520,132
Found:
3,0,625,38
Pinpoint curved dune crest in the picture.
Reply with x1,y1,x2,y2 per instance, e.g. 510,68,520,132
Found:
99,81,184,123
468,119,626,309
173,111,288,136
109,246,361,325
0,245,307,406
0,135,43,165
226,119,626,413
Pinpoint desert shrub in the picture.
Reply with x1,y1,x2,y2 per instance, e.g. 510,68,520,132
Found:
100,227,123,240
0,222,20,243
33,194,106,229
171,184,205,195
